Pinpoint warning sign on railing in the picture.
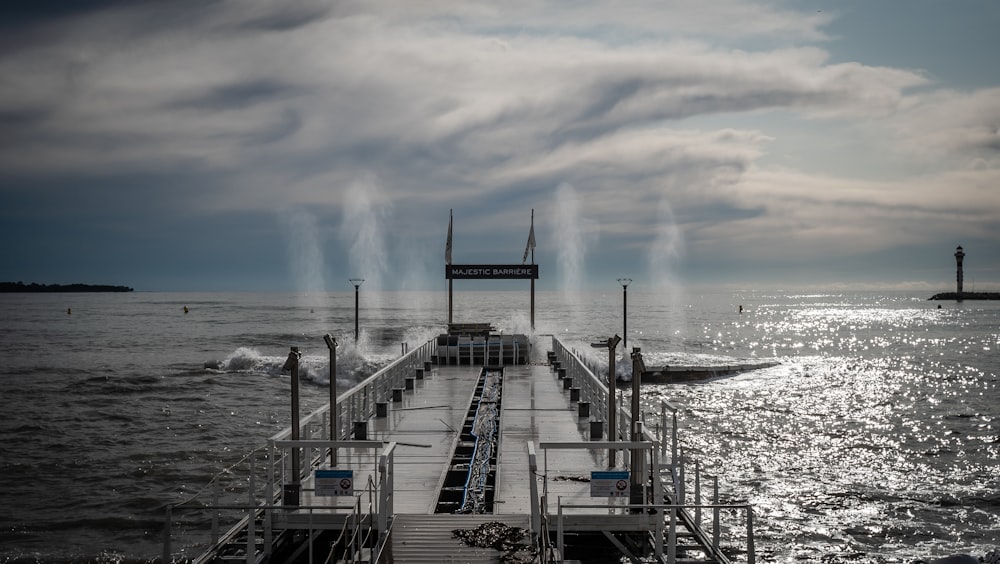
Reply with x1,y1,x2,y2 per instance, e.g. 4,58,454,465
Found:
315,469,354,496
590,470,629,498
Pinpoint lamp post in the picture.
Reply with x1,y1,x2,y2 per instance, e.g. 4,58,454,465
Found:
349,278,364,342
617,278,631,349
323,334,338,467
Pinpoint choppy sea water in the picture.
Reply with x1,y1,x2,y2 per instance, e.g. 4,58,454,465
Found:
0,290,997,563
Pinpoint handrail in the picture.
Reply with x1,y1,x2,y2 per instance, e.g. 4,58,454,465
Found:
547,337,754,563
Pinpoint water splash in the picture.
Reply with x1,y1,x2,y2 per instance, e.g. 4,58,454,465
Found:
339,174,391,293
646,198,683,289
552,182,589,295
277,207,329,320
644,198,687,349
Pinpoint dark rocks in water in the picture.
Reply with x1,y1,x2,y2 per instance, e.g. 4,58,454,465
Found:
929,292,1000,300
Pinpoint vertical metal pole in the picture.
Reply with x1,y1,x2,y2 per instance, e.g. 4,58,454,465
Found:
557,497,564,562
747,506,756,564
617,279,631,349
623,283,627,349
608,339,618,467
630,348,642,487
354,285,360,342
667,506,677,564
282,347,301,502
712,476,720,551
694,461,701,525
246,454,255,564
324,334,338,467
671,411,678,487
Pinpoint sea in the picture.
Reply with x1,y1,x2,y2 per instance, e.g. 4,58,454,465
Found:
0,289,997,563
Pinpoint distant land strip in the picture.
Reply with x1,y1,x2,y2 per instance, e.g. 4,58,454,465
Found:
929,292,1000,300
1,282,134,293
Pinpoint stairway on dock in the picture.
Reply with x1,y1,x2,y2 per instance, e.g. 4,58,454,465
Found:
389,514,530,563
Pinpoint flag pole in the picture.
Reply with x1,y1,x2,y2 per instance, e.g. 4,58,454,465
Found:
530,208,535,331
447,209,453,326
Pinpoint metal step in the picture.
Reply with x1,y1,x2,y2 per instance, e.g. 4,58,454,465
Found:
390,514,530,563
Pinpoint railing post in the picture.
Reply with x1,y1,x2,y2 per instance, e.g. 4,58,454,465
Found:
712,476,720,551
557,498,564,563
528,442,540,538
747,506,756,564
671,411,678,482
694,460,701,525
246,452,255,564
667,505,677,564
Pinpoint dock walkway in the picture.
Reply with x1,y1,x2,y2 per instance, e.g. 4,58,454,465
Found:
181,338,748,563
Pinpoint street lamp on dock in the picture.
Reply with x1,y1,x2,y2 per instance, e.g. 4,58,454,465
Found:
617,278,631,349
349,278,364,342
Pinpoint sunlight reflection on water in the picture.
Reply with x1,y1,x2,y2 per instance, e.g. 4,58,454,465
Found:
633,297,999,562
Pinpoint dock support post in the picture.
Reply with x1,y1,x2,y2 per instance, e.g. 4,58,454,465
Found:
747,506,756,564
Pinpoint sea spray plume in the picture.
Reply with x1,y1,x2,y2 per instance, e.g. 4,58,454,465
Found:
278,208,330,333
646,198,684,287
278,208,327,292
552,182,598,296
645,197,688,349
339,174,391,293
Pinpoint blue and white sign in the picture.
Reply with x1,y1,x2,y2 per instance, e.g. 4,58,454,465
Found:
315,469,354,497
590,470,630,498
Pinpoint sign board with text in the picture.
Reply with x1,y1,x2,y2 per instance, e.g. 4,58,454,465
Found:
446,264,539,280
590,470,630,498
315,469,354,497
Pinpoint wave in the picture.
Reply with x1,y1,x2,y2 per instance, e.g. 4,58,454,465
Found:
203,344,395,388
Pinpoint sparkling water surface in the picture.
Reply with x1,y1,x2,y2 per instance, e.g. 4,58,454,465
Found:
1,290,997,562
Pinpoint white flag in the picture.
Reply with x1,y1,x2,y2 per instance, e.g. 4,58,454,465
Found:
445,211,453,265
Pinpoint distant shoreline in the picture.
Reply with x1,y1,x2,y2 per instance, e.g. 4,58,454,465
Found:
929,292,1000,300
0,282,134,293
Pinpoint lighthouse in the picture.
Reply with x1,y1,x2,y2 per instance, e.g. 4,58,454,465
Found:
954,245,965,296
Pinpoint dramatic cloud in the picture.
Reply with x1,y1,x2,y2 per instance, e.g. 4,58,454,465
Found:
0,1,997,290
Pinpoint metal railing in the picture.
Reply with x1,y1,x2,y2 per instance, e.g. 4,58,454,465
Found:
163,440,396,564
547,336,756,563
552,500,755,564
161,338,433,564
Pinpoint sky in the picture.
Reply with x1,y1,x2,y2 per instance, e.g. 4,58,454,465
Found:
1,0,998,293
